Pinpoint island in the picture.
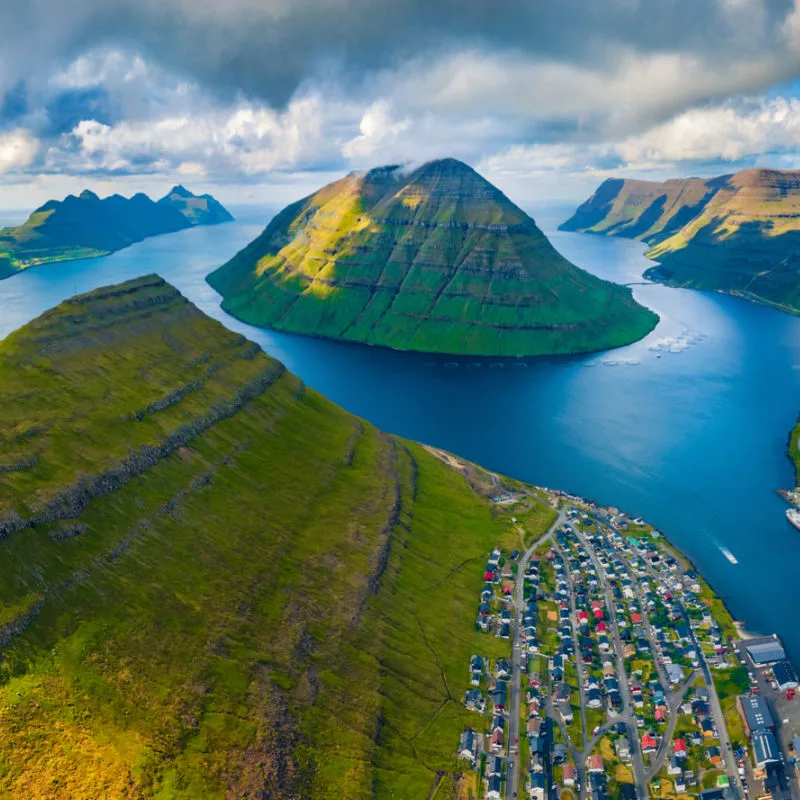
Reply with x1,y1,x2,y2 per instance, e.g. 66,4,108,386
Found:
0,275,791,799
560,169,800,316
207,158,658,357
0,184,233,279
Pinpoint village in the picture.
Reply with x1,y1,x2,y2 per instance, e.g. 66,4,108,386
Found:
457,492,800,800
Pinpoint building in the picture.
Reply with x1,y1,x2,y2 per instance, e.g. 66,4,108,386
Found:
562,764,576,787
588,754,604,773
458,729,477,762
738,694,775,735
746,639,786,665
487,775,502,800
752,730,781,770
773,660,798,690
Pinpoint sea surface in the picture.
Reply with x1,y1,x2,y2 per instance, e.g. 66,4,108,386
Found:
1,204,800,660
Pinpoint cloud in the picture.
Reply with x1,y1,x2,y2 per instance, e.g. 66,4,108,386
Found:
0,129,39,173
341,101,410,162
615,96,800,166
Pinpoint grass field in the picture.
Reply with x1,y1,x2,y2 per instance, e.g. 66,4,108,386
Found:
0,276,556,799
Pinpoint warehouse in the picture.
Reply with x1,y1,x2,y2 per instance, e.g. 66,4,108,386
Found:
738,694,775,735
746,640,786,665
773,660,798,691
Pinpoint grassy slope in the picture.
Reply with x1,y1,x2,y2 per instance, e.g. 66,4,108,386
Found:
0,275,556,799
562,169,800,315
208,160,657,357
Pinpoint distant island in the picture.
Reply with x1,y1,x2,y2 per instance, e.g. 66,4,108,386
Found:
561,168,800,315
207,158,657,357
0,184,233,279
0,275,771,798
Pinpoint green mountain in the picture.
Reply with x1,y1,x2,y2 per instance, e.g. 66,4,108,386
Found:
207,158,657,356
0,186,233,279
561,169,800,314
0,274,557,798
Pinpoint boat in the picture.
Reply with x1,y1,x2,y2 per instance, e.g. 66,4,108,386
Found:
786,508,800,531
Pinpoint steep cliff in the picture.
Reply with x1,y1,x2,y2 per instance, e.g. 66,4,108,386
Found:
208,158,657,356
561,169,800,314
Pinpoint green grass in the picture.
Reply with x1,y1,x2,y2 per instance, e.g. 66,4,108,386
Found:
208,159,658,357
0,276,557,799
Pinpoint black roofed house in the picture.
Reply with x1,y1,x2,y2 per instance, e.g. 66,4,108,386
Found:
500,622,511,639
488,754,503,776
587,688,603,708
487,774,502,800
493,684,507,712
737,693,775,735
464,688,484,711
773,660,798,690
558,699,573,723
458,728,477,762
528,771,546,800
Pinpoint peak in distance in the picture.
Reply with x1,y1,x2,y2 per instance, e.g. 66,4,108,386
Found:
0,186,233,280
207,157,658,357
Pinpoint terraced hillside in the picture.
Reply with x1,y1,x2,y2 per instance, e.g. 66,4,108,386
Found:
561,169,800,315
207,158,657,356
0,186,232,279
0,275,556,799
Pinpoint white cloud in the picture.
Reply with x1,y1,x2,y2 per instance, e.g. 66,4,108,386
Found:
0,129,39,173
615,97,800,166
341,101,410,162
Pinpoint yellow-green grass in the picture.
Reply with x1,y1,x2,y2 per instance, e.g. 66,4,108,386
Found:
0,276,554,799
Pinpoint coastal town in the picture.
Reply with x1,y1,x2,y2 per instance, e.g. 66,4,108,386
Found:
457,491,800,800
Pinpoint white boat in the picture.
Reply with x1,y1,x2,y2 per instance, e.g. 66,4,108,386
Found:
787,508,800,532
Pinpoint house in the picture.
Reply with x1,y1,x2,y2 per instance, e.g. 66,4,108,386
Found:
487,775,502,800
642,733,657,753
616,737,631,761
490,727,504,753
588,754,604,773
674,775,687,792
464,689,484,711
667,754,683,776
587,688,603,709
552,743,568,764
752,730,781,769
495,659,510,678
558,700,573,723
562,764,576,787
738,692,777,737
488,755,503,777
674,738,687,758
458,729,477,762
492,685,507,712
700,718,715,738
526,716,541,738
707,745,722,766
774,660,799,691
528,771,546,800
654,707,666,723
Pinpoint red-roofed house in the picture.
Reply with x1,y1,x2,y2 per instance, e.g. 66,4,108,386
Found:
578,610,589,622
593,608,604,620
596,621,608,633
562,764,576,786
630,612,642,624
642,734,657,753
591,600,603,610
674,738,687,758
588,754,604,773
483,571,495,582
655,707,666,723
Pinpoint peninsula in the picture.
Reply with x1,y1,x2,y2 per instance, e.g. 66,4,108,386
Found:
561,169,800,315
0,184,233,278
0,275,786,799
207,158,657,357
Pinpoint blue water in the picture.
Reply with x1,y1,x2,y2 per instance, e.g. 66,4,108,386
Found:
1,205,799,660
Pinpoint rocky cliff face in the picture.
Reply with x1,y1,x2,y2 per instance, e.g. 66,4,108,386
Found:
208,157,657,357
561,168,800,315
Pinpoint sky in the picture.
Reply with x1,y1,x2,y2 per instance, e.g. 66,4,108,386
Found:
3,0,800,211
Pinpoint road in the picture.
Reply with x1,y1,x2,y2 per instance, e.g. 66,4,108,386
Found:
573,525,650,798
506,508,568,800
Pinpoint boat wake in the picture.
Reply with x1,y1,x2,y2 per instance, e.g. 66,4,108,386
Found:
718,545,738,565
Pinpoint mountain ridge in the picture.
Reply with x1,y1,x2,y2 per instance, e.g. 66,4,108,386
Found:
0,274,557,798
0,186,233,279
560,168,800,314
208,157,657,357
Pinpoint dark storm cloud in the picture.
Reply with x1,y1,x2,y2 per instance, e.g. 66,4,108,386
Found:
0,0,797,108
